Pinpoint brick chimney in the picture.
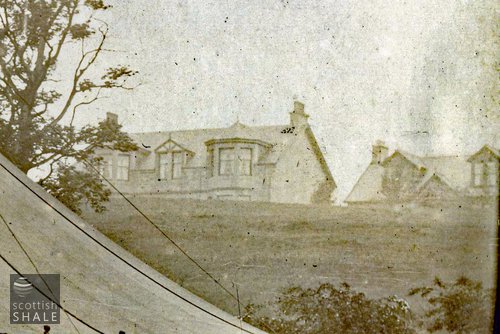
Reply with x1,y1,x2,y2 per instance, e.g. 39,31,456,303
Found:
371,140,388,165
290,101,309,128
106,112,118,124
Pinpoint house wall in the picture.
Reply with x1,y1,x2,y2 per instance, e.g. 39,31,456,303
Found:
91,124,334,204
269,127,332,204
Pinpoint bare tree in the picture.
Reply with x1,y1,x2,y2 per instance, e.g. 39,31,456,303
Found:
0,0,138,213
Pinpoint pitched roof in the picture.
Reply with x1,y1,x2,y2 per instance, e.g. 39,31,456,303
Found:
0,153,266,333
129,121,299,167
383,150,472,190
347,144,499,203
383,150,427,170
345,164,386,203
419,155,471,190
467,144,500,162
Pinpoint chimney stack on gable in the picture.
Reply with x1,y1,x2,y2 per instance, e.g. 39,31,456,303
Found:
371,140,388,165
106,112,118,124
290,101,309,128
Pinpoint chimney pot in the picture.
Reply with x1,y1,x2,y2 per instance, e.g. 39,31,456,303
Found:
290,100,309,127
371,140,388,165
293,101,305,114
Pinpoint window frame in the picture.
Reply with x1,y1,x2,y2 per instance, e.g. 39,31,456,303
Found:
158,152,170,180
158,151,185,180
172,151,183,179
219,147,235,176
486,162,497,186
116,154,130,181
96,155,113,179
238,147,253,176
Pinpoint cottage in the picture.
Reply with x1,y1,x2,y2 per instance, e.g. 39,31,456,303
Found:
93,101,336,204
346,141,499,204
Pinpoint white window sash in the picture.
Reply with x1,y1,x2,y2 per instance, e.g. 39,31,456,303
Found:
116,155,130,180
172,152,183,179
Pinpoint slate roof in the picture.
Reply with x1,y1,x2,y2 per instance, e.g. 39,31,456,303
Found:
345,164,386,202
419,155,471,190
467,144,500,162
129,121,300,168
346,144,499,203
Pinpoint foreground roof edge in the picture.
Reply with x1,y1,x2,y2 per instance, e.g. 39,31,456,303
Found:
0,153,267,334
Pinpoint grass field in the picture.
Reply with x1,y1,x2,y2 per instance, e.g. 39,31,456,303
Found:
83,197,497,322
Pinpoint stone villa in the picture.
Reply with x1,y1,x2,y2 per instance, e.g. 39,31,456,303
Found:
346,140,499,204
93,101,336,204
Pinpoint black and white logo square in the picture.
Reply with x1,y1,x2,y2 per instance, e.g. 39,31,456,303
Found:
10,274,60,324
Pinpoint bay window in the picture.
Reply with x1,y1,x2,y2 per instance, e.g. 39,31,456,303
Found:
238,148,252,176
219,148,234,175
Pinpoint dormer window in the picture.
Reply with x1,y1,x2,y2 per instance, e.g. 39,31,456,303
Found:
238,148,252,176
217,147,253,176
172,152,183,179
487,162,497,186
159,151,185,180
205,138,270,178
472,161,498,187
473,163,482,186
219,148,234,175
155,138,194,180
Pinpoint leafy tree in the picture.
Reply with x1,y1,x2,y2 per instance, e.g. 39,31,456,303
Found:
244,282,416,334
409,276,492,334
0,0,138,212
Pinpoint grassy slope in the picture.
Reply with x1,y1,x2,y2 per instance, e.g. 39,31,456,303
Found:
83,197,497,318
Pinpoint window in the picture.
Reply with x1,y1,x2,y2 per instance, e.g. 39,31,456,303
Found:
159,153,170,179
487,162,497,186
159,152,184,179
172,152,183,179
238,148,252,176
97,156,112,178
116,155,130,180
473,163,483,186
219,148,234,175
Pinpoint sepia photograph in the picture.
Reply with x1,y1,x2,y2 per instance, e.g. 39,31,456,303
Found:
0,0,498,333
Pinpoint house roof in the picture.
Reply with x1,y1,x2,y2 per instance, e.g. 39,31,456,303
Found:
345,164,386,203
129,121,299,167
0,153,265,333
467,144,500,162
418,155,471,190
383,150,427,170
347,144,499,203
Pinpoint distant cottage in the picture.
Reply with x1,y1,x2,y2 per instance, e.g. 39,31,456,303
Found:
346,140,499,204
93,101,336,204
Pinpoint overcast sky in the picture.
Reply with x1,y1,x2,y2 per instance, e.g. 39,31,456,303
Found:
65,0,499,200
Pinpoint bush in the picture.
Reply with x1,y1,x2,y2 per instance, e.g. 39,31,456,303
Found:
244,282,416,334
409,276,492,333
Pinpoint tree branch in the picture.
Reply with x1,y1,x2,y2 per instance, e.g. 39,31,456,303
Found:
49,25,108,126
